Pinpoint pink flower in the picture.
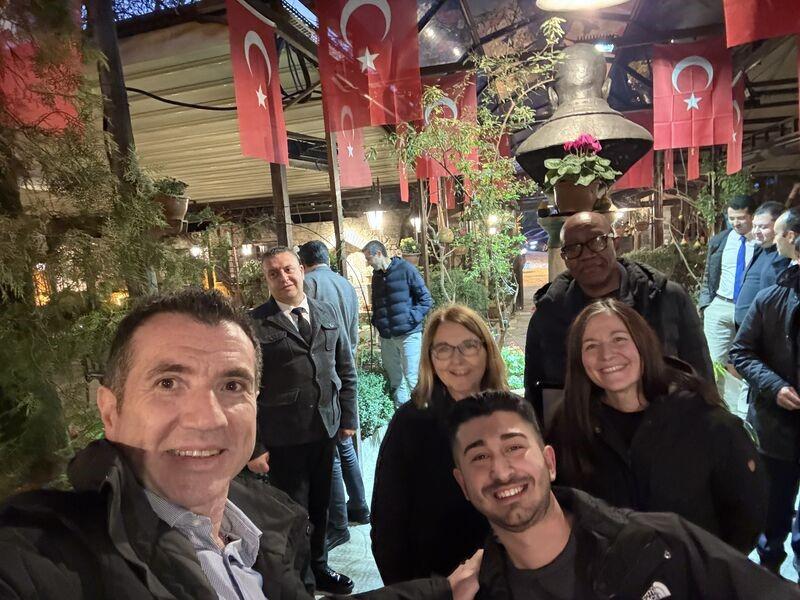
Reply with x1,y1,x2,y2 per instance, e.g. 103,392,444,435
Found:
566,134,603,154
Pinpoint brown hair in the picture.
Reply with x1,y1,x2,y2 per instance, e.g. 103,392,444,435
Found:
412,304,508,408
558,298,723,476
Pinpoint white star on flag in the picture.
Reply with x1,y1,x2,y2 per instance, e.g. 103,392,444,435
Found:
684,93,701,110
732,132,737,142
347,143,354,157
255,85,267,108
357,48,379,73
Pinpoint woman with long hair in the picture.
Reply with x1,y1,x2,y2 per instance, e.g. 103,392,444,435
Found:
549,298,766,553
370,304,508,584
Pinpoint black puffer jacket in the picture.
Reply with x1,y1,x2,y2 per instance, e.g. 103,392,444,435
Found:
524,259,714,419
549,373,766,553
476,487,798,600
371,384,489,584
370,257,433,339
731,265,800,462
0,440,451,600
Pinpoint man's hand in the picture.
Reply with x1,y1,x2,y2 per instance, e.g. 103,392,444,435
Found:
447,549,483,600
338,428,356,441
777,387,800,411
247,451,270,474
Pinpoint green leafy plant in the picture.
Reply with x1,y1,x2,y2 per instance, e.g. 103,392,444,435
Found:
501,345,525,390
543,134,621,191
356,370,394,439
399,237,420,254
153,176,188,197
430,267,489,314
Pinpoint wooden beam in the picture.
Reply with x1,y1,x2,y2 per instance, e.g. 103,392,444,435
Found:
325,131,347,277
418,180,430,287
249,1,318,65
269,163,293,246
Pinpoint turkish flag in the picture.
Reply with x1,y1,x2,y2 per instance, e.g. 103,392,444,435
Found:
664,149,675,189
227,0,288,164
416,72,478,179
727,77,745,174
0,30,79,131
428,177,439,205
687,147,700,180
723,0,800,47
337,127,372,189
398,161,409,202
316,0,421,128
653,38,733,150
614,110,655,190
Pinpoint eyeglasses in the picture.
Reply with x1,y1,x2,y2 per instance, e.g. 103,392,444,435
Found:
431,339,485,360
560,233,615,260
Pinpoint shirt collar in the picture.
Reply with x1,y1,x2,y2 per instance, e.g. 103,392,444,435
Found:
274,294,309,314
144,490,262,566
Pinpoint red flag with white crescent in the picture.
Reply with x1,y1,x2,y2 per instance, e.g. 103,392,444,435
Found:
614,110,655,190
687,147,700,180
723,0,800,47
652,37,733,150
664,149,675,189
398,161,409,202
316,0,422,128
337,126,372,189
226,0,288,164
727,77,745,174
416,72,478,179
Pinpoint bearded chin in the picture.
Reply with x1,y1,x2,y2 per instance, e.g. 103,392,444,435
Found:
492,488,551,534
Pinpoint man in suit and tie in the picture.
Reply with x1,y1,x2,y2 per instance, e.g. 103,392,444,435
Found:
248,246,357,594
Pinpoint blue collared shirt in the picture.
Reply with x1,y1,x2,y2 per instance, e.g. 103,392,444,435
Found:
145,490,267,600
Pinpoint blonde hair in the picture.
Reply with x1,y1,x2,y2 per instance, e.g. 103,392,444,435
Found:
412,304,509,408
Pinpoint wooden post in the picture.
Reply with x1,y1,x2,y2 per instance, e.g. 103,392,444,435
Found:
325,131,347,277
418,179,430,286
653,153,664,248
270,163,293,247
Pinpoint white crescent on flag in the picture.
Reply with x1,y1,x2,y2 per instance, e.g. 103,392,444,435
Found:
244,30,272,85
424,97,459,124
732,99,741,142
340,0,391,45
671,55,714,93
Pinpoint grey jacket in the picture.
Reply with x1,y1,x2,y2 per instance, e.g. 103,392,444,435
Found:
304,265,360,357
698,229,730,309
250,297,357,452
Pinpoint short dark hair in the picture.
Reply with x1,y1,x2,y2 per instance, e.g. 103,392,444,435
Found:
447,391,543,452
103,288,262,403
727,194,758,214
298,241,330,267
261,245,297,262
362,240,387,256
755,201,784,221
784,208,800,235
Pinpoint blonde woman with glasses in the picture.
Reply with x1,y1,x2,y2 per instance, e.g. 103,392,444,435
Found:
370,304,508,584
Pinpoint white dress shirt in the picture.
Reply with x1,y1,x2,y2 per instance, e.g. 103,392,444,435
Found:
274,294,310,331
717,230,756,300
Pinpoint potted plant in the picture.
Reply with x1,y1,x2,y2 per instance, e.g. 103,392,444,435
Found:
543,134,621,215
399,237,421,265
152,176,189,223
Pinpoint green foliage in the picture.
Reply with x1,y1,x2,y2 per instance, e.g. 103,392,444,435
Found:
430,267,489,315
695,158,753,231
543,153,621,191
623,243,707,299
501,345,525,390
238,259,267,308
153,176,188,197
356,370,394,440
399,237,420,254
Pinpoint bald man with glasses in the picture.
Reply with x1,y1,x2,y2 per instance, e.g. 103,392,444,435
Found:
524,212,713,428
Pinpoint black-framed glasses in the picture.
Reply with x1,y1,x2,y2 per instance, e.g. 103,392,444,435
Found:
431,339,485,360
560,233,615,260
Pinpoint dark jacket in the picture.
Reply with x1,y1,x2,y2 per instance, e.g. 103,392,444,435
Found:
370,257,433,339
524,259,713,420
371,384,489,584
476,487,798,600
731,265,800,462
549,377,766,553
251,297,357,452
0,441,451,600
734,245,791,325
698,229,729,309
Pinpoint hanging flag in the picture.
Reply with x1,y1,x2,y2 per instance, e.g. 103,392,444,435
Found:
687,147,700,180
614,110,655,190
428,177,439,205
444,178,456,209
226,0,288,164
337,126,372,189
723,0,800,48
727,76,745,174
317,0,422,128
664,149,675,189
416,72,478,179
398,161,409,202
652,37,733,151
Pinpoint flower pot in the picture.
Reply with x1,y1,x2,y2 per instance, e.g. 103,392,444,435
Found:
552,180,601,215
403,253,420,265
153,193,189,222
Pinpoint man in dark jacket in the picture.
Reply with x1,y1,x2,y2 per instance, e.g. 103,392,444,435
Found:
363,240,433,406
447,391,798,599
731,259,800,575
249,246,357,593
0,289,468,600
524,212,713,427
